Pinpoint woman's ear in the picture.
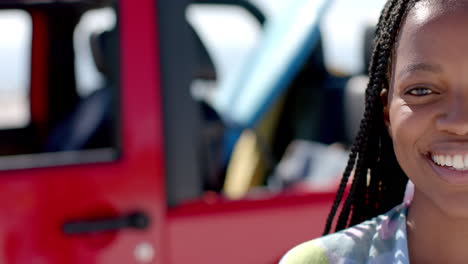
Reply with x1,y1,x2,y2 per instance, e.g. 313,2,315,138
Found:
380,89,392,137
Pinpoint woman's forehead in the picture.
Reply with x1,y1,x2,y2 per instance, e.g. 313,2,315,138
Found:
401,1,468,41
409,0,468,21
391,0,468,84
396,0,468,51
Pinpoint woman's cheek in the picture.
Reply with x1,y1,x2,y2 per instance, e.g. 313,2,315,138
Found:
389,104,417,139
389,104,425,170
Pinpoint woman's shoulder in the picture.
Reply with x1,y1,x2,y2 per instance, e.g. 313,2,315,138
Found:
279,239,328,264
279,220,378,264
280,203,409,264
279,238,329,264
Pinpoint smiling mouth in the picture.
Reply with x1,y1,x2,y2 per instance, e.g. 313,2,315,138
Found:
430,153,468,171
426,152,468,184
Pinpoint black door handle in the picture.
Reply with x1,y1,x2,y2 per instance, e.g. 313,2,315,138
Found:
63,211,150,235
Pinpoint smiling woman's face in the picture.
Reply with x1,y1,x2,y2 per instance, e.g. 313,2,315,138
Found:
387,1,468,218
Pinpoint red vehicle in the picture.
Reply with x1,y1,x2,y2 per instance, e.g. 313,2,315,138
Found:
0,0,365,263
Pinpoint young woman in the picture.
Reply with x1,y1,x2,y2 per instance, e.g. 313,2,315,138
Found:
281,0,468,263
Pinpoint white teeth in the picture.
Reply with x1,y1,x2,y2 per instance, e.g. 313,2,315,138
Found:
445,156,453,166
439,155,445,166
431,154,468,170
453,155,464,169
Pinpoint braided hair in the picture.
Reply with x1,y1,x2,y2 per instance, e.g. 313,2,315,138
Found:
323,0,422,234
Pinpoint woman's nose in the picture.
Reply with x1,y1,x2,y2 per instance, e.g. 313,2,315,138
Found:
436,96,468,136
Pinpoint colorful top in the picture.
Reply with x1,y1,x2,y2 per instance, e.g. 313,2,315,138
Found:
280,202,410,264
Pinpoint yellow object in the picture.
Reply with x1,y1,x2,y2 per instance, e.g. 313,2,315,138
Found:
223,96,285,199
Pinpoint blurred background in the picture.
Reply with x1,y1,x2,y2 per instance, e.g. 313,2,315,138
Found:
0,0,388,262
0,0,387,202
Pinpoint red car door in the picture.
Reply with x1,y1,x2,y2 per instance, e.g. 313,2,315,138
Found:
0,0,167,263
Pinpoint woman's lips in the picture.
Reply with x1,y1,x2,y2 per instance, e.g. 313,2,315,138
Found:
427,153,468,184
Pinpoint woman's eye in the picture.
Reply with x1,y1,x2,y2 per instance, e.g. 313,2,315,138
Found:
407,87,433,96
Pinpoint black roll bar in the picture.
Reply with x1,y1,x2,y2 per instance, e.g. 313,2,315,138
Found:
193,0,266,26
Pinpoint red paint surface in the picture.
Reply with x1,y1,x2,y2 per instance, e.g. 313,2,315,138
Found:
0,0,167,262
167,191,335,264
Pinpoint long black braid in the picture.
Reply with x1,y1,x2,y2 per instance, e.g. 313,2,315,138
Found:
323,0,422,234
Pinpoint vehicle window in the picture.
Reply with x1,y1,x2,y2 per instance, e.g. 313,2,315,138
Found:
321,0,387,74
0,10,31,130
0,3,119,170
186,4,262,82
162,0,391,206
74,7,117,97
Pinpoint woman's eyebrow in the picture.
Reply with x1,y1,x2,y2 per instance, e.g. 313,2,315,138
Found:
397,62,443,80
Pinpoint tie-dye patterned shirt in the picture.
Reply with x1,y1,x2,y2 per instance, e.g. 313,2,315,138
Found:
280,202,410,264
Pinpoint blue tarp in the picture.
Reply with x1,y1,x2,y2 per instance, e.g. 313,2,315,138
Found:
210,0,333,128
